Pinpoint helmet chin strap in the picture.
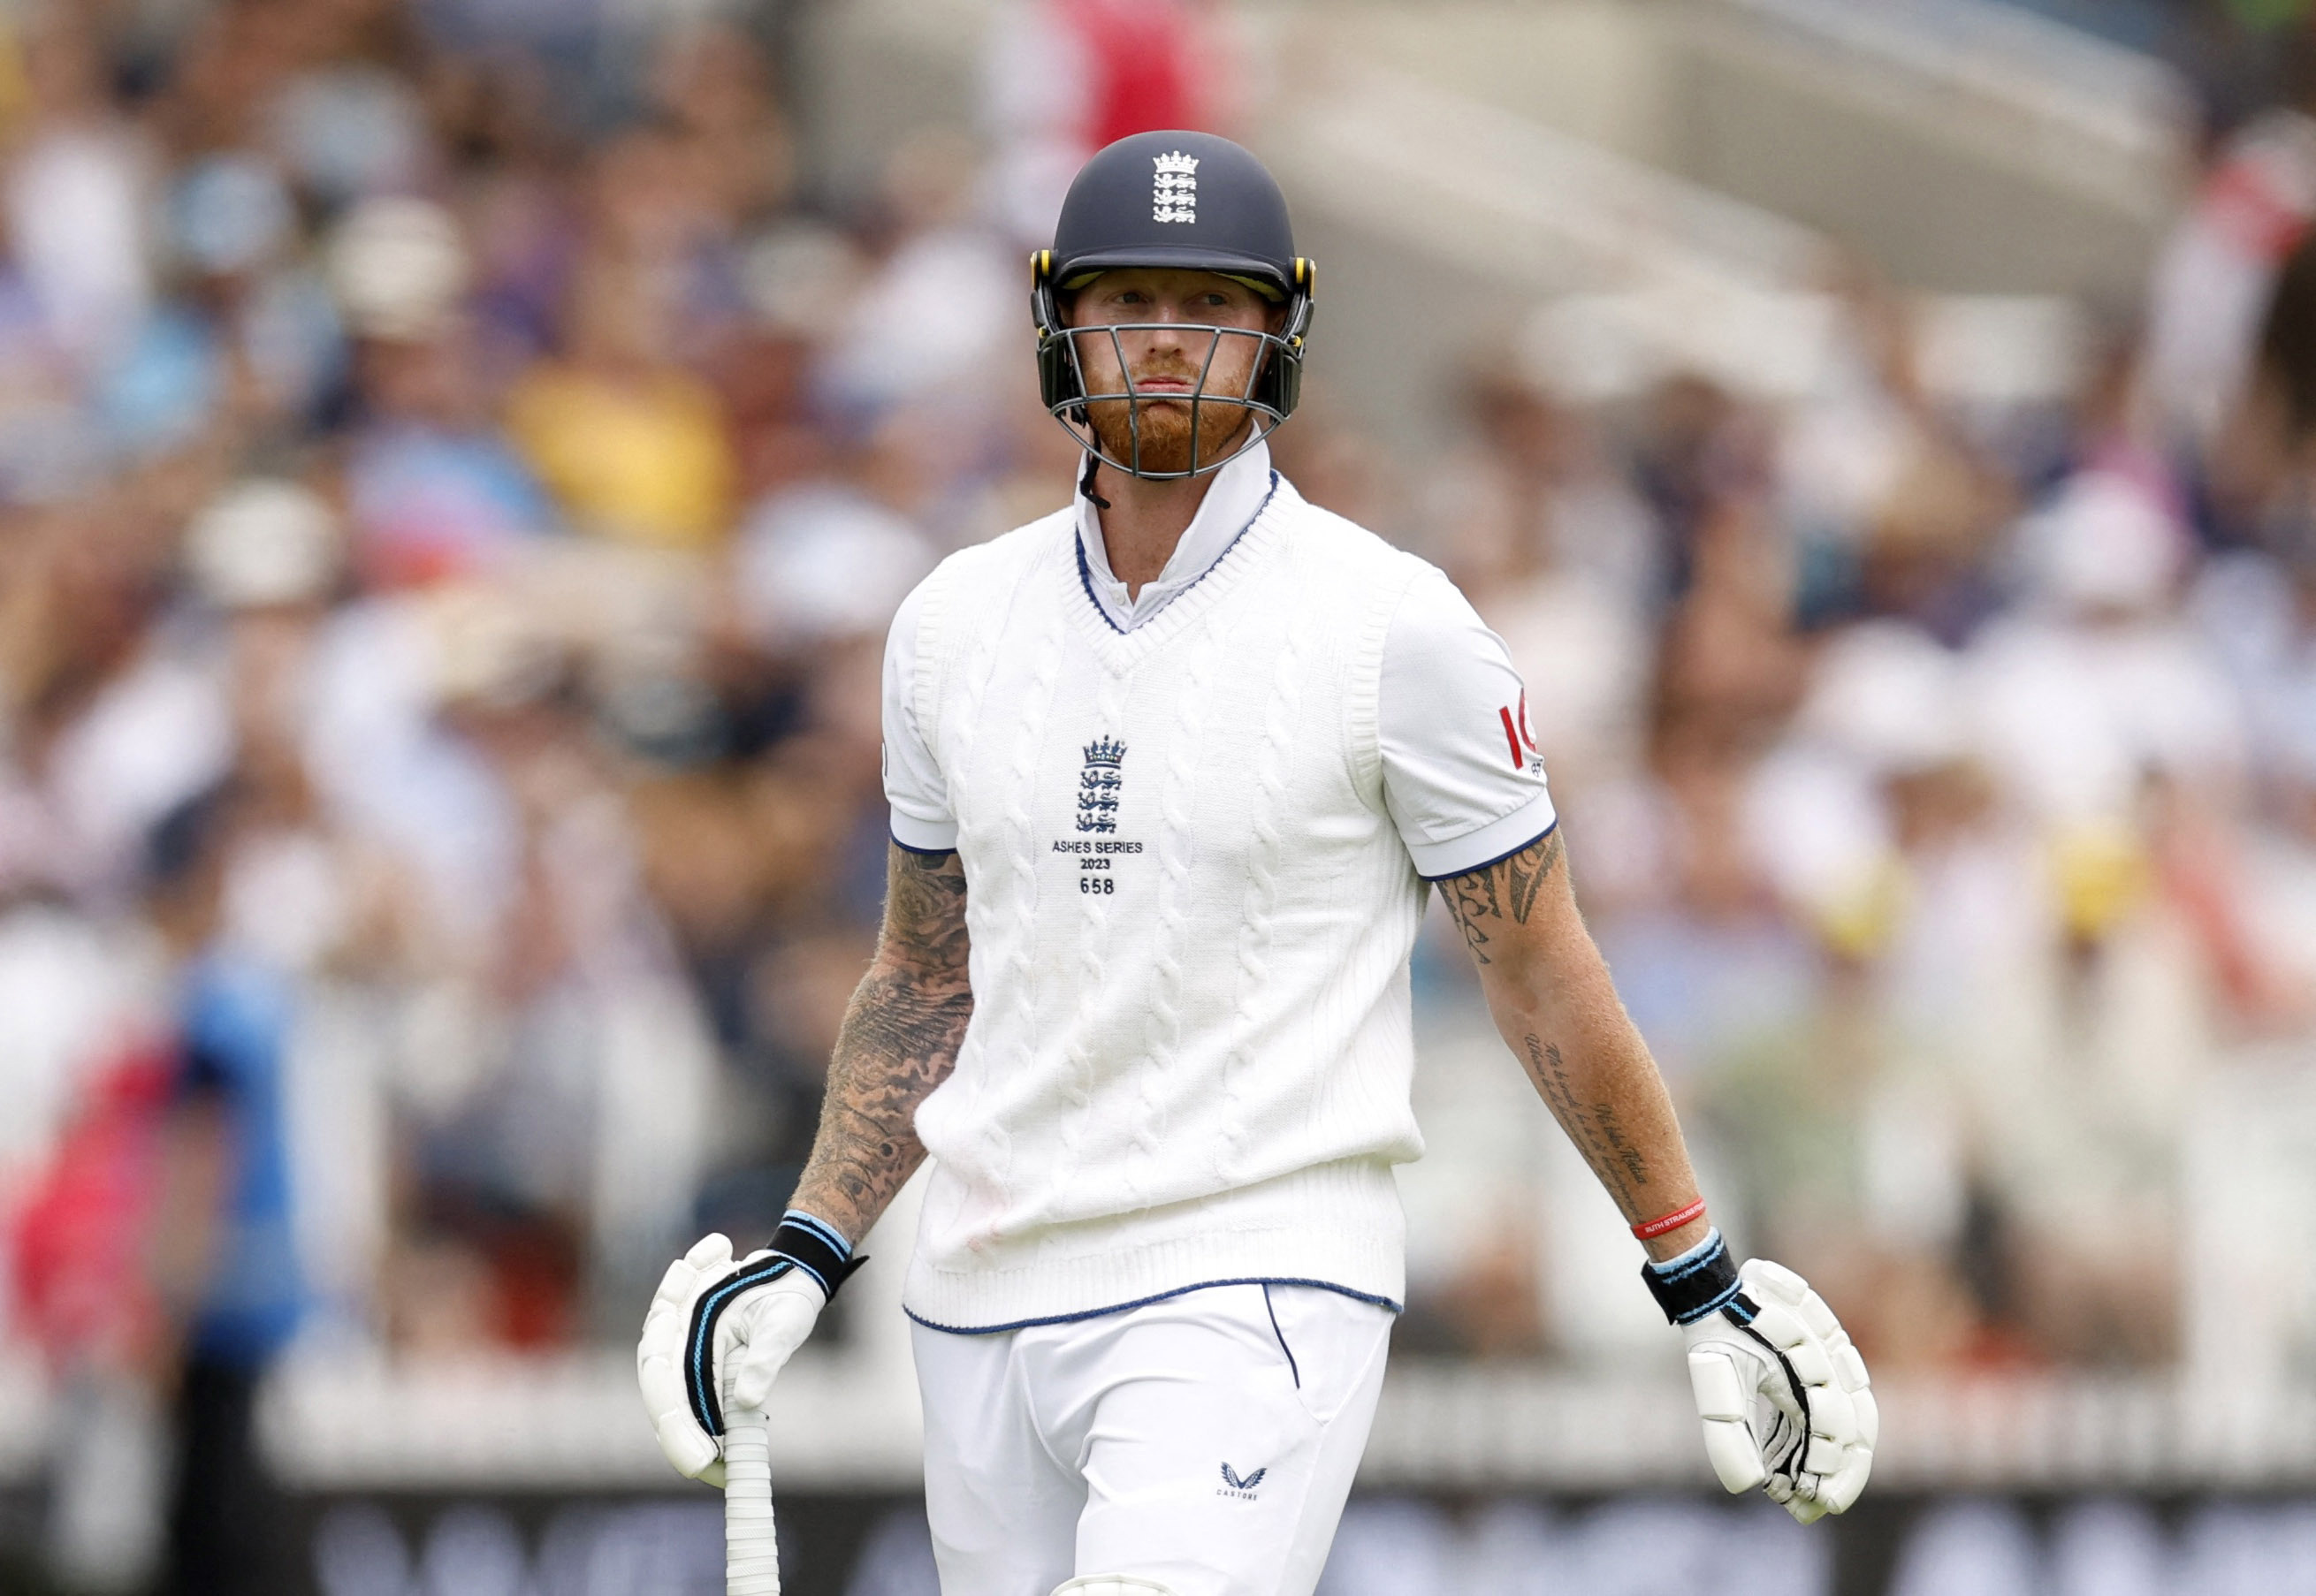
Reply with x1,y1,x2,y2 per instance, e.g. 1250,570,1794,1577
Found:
1079,452,1112,511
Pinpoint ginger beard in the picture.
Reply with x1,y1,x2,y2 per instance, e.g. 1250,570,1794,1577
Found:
1070,325,1268,475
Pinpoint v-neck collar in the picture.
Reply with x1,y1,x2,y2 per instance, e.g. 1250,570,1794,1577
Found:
1064,469,1291,665
1074,440,1276,635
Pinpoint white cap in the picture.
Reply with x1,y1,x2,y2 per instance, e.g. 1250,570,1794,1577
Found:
186,480,341,609
735,487,936,644
2020,469,2183,615
422,582,561,710
327,196,469,342
1797,619,1968,776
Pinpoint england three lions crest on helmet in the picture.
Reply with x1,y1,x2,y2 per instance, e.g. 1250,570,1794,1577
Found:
1152,150,1199,224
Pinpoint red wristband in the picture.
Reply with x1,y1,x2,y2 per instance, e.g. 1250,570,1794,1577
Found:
1630,1197,1707,1241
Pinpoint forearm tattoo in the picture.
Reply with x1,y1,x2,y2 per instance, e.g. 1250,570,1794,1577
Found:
1441,829,1672,1222
1522,1034,1650,1209
792,846,974,1242
1439,829,1564,967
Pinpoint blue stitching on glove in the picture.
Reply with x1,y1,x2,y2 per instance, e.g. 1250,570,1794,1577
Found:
686,1257,795,1436
1646,1228,1726,1285
1672,1278,1743,1325
781,1210,852,1261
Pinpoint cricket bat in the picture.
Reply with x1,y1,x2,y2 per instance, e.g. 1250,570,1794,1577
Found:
724,1409,778,1595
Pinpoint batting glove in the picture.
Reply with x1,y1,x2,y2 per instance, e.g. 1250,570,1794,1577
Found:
636,1212,862,1487
1643,1233,1877,1523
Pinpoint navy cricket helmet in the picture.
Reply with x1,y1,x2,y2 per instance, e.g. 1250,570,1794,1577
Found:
1032,130,1315,479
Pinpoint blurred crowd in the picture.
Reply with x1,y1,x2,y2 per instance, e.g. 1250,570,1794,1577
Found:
1391,48,2316,1377
1,0,2315,1585
0,0,1222,1583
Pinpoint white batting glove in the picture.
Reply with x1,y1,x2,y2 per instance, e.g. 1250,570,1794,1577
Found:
1646,1235,1877,1523
635,1213,860,1488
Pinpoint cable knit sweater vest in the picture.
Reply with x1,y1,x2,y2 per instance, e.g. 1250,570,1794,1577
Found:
900,475,1432,1330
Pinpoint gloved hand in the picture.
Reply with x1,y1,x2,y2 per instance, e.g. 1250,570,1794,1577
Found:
1643,1235,1876,1523
636,1212,861,1487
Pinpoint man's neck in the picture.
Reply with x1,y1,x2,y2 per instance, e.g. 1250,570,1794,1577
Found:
1091,465,1216,601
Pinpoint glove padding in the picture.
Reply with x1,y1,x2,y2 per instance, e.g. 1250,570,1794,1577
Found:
636,1233,826,1488
1682,1258,1876,1523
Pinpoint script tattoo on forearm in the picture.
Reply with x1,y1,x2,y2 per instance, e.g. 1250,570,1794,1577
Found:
1440,830,1565,966
1439,829,1687,1229
1591,1098,1650,1196
794,846,974,1238
1522,1033,1650,1210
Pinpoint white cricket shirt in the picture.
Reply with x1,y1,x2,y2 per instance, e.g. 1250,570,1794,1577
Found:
884,442,1558,879
878,447,1557,1332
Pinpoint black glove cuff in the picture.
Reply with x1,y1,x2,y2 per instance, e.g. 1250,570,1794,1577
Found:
771,1210,866,1301
1641,1228,1745,1326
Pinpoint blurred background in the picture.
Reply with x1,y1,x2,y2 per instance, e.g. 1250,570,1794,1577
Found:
1,0,2315,1590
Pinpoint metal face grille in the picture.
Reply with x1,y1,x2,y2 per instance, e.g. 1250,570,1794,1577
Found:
1047,321,1292,480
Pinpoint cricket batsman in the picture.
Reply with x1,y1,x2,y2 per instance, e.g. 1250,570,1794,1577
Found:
638,131,1875,1595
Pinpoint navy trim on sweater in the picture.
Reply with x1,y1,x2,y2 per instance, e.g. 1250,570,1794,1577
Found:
904,1274,1402,1336
1415,817,1560,885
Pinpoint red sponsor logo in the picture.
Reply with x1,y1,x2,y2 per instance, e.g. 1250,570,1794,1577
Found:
1497,692,1538,771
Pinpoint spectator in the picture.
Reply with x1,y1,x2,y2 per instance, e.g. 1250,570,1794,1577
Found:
506,251,736,550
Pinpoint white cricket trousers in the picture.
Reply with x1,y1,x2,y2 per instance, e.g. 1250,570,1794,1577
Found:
910,1282,1394,1596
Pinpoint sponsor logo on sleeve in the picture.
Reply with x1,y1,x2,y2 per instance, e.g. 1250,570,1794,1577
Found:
1497,691,1544,775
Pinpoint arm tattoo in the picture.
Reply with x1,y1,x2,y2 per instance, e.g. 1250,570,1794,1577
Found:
1438,828,1684,1230
1439,829,1565,966
792,846,974,1241
1522,1034,1650,1208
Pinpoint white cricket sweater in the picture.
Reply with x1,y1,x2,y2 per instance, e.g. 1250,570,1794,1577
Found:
893,471,1553,1330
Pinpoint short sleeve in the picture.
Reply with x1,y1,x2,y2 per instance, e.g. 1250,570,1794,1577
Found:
882,577,958,854
1378,567,1558,880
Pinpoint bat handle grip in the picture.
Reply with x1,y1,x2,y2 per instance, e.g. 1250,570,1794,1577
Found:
724,1409,779,1596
